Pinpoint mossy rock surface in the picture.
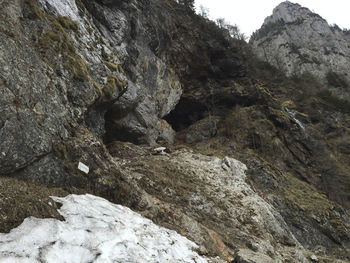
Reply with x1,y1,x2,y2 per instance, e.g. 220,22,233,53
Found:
281,100,296,109
0,177,68,233
36,11,90,82
75,0,87,11
107,141,149,159
282,173,333,214
58,15,79,31
103,60,119,72
103,75,127,99
103,75,117,99
24,0,44,20
64,55,89,81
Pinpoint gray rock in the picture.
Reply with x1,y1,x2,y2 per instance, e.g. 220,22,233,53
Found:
184,116,219,144
234,249,276,263
310,254,319,262
1,1,350,262
251,2,350,86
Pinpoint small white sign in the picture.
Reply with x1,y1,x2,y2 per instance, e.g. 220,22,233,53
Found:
78,162,89,174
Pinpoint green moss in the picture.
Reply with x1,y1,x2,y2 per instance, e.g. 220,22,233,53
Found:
103,61,119,72
63,55,89,81
268,108,293,128
282,173,333,215
75,0,86,11
103,75,127,99
39,16,76,54
24,0,44,20
37,14,91,82
0,177,67,233
115,77,128,94
58,15,79,31
295,111,308,119
93,80,103,99
103,75,117,99
39,31,61,49
281,100,296,109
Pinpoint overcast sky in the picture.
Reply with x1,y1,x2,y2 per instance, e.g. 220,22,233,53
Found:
194,0,350,37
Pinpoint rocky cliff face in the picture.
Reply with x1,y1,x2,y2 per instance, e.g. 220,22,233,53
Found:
250,0,350,210
251,1,350,92
0,0,350,262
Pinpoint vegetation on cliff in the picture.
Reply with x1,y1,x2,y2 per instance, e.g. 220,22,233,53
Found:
0,0,350,262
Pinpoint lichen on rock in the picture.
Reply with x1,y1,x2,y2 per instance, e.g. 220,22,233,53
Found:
1,0,350,262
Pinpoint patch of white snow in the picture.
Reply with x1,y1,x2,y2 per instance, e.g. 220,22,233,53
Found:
0,194,208,263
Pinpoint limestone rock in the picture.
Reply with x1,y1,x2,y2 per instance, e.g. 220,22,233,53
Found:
233,249,276,263
118,149,309,261
156,119,176,144
251,1,350,86
310,254,318,262
1,1,350,262
183,116,219,144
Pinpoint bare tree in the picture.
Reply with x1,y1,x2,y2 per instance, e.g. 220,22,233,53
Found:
199,5,209,19
178,0,195,11
215,17,246,40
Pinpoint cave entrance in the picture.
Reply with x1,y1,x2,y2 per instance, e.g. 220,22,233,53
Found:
164,97,208,132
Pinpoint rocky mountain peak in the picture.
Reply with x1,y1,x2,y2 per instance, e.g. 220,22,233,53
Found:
1,0,350,262
251,1,350,90
263,1,326,25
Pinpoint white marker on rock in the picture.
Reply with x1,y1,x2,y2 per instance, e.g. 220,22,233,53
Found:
78,162,89,174
153,147,167,155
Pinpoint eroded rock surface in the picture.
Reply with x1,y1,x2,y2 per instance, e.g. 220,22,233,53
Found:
251,1,350,88
1,0,350,262
108,146,350,262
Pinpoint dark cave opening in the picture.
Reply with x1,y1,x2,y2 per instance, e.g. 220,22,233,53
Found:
164,97,208,132
101,96,211,145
